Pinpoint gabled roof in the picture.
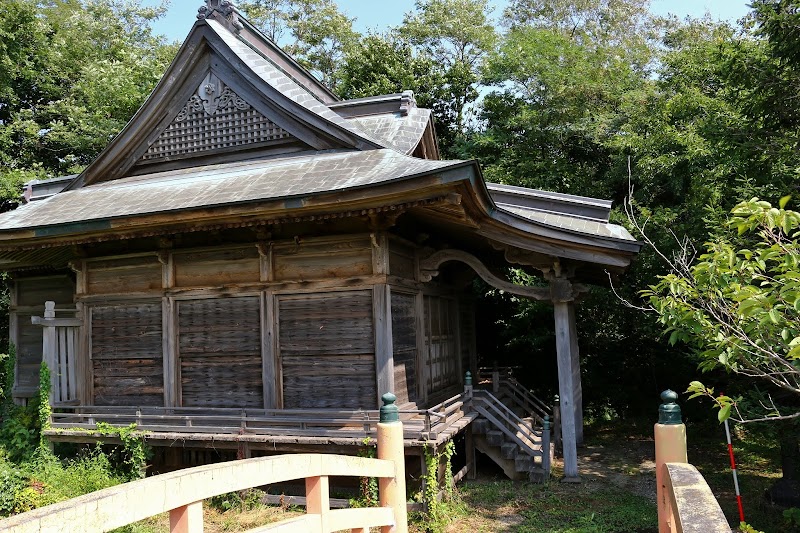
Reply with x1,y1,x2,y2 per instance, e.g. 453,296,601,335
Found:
0,1,641,275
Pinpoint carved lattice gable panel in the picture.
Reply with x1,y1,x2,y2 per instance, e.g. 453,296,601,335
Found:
142,73,293,162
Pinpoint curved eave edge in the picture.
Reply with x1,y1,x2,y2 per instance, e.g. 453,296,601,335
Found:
436,164,642,268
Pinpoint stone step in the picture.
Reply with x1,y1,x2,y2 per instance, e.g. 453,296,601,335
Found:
515,454,533,472
472,418,489,434
528,467,548,483
486,430,504,447
500,442,517,460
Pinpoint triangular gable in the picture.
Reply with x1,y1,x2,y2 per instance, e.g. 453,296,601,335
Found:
138,71,297,165
65,11,384,191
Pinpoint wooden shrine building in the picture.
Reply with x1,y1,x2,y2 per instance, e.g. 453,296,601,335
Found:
0,1,640,481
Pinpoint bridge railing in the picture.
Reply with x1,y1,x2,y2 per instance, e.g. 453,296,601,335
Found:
0,394,409,533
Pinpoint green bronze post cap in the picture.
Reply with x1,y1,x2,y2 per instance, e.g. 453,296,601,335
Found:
465,371,472,386
543,415,550,430
658,389,682,425
380,392,399,423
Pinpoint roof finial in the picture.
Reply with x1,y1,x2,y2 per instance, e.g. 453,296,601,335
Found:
197,0,243,31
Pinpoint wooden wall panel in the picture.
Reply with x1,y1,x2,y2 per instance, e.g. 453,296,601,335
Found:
388,241,416,280
391,291,417,404
423,295,459,398
278,291,376,409
91,302,163,406
459,300,477,378
178,297,263,408
173,247,260,287
273,238,372,281
86,256,161,294
13,275,75,397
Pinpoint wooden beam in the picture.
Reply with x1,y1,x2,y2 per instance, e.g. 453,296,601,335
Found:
373,284,394,407
418,249,550,301
553,301,580,481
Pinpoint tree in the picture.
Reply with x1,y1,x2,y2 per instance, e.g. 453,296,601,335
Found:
336,33,444,107
642,197,800,505
399,0,496,151
0,0,176,208
239,0,358,90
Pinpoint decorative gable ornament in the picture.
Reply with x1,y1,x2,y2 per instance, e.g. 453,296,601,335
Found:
197,0,243,31
142,72,292,162
180,72,249,118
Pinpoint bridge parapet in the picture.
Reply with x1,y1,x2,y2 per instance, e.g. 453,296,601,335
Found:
0,394,408,533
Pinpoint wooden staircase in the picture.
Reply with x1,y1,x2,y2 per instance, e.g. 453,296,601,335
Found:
470,388,552,482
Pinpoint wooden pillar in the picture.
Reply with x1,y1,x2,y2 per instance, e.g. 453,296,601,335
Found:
567,303,583,446
373,284,394,408
377,393,408,533
553,300,580,482
655,390,687,533
169,501,203,533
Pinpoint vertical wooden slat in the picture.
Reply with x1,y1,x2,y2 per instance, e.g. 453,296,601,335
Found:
162,297,175,407
373,284,393,406
85,305,93,405
8,281,18,393
416,292,428,403
262,291,277,409
453,298,463,386
58,327,68,402
67,327,77,401
75,301,88,405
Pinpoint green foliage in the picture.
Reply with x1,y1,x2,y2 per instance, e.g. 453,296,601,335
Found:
645,198,800,422
37,362,50,450
784,507,800,529
350,437,378,508
0,448,123,517
0,0,176,208
208,488,267,512
418,440,457,532
92,423,149,481
240,0,357,90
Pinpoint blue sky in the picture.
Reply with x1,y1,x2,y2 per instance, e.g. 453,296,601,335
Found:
146,0,753,43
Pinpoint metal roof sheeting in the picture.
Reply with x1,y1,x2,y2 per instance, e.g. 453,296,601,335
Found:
0,150,461,230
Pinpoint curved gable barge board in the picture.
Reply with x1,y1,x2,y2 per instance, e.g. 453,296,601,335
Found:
64,33,214,191
65,21,382,192
205,20,384,150
235,17,339,105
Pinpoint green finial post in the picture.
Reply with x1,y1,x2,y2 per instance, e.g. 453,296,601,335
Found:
464,371,472,386
658,389,682,425
543,415,550,431
380,392,399,423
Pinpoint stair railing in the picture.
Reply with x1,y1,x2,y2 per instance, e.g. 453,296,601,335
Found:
472,390,540,458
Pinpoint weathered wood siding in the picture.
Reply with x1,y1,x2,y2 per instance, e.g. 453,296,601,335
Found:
390,291,417,404
423,295,460,398
12,275,75,398
388,240,416,280
177,297,263,408
86,256,162,294
273,237,372,281
90,302,163,406
173,247,260,287
459,299,476,378
278,291,376,408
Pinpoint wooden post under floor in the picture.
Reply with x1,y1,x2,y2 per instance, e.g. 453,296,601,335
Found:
553,300,580,481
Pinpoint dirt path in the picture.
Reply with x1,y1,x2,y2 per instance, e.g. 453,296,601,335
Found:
573,433,657,502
